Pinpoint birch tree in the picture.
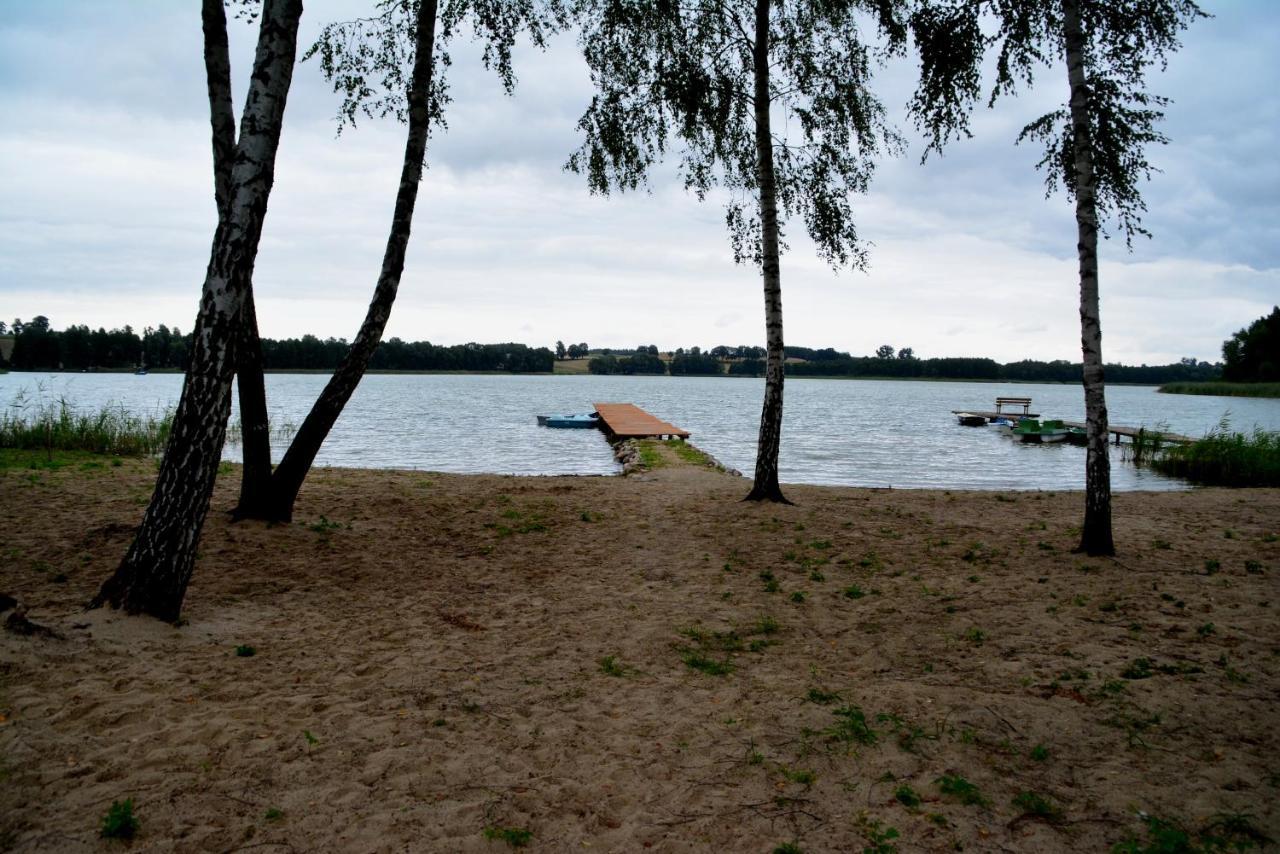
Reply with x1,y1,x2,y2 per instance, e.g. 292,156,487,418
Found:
90,0,303,621
201,0,276,521
569,0,905,503
909,0,1205,555
231,0,564,522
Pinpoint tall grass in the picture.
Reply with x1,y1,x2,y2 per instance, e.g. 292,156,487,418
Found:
1152,424,1280,487
0,398,172,456
1158,382,1280,398
1123,426,1168,466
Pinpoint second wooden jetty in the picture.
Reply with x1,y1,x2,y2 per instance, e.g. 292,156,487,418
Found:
593,403,690,440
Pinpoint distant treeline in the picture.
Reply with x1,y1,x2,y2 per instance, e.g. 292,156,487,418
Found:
2,317,1223,383
587,343,1222,385
786,356,1221,384
1,316,554,373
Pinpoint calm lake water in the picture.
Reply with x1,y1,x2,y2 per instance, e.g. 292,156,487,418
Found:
5,372,1280,491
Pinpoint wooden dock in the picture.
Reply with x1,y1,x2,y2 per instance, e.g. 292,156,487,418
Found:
952,409,1041,420
951,411,1192,444
1059,421,1193,445
593,403,690,439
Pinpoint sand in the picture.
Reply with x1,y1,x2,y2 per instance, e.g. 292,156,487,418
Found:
1,445,1278,852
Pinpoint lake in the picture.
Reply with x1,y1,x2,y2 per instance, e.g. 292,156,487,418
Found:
4,372,1279,491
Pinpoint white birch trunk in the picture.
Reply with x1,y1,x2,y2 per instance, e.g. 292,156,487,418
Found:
744,0,791,504
1063,0,1115,555
91,0,304,621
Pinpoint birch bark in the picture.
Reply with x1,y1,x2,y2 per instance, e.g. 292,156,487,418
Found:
261,0,439,522
90,0,304,620
1063,0,1115,555
744,0,790,504
201,0,275,520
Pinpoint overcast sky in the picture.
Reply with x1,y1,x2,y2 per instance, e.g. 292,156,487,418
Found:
1,1,1276,363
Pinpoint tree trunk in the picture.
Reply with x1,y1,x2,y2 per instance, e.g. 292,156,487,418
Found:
1063,0,1114,556
743,0,791,504
254,0,439,523
233,293,274,518
89,0,303,622
202,0,275,520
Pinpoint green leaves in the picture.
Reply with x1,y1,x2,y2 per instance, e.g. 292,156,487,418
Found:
569,0,904,270
910,0,1206,247
303,0,566,133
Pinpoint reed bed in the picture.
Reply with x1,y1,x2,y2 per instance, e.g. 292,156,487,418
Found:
1158,381,1280,398
1151,425,1280,487
0,398,172,456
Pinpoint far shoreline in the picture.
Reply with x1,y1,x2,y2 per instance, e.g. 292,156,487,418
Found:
2,366,1170,387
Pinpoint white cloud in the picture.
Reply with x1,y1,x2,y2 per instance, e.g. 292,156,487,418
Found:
1,0,1277,367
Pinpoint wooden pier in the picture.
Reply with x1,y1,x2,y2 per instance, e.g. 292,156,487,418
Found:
1060,421,1193,445
951,410,1192,444
952,409,1041,420
593,403,690,440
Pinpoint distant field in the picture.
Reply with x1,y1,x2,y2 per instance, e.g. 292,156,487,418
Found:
553,358,593,374
1159,381,1280,398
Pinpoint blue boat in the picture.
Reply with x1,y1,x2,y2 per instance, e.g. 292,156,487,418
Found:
539,412,601,429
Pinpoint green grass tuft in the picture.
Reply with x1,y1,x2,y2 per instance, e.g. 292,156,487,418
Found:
100,798,139,840
936,774,987,807
483,825,533,847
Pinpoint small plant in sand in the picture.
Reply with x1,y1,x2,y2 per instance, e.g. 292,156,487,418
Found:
876,713,930,754
843,585,866,600
1011,791,1063,823
1113,812,1273,854
234,645,256,657
303,730,319,746
806,687,841,705
893,784,921,808
825,706,877,747
1030,744,1050,762
760,570,781,593
682,651,734,676
264,807,284,822
100,798,139,840
678,619,779,676
772,843,804,854
483,825,533,847
780,766,816,787
936,774,987,807
306,515,345,534
599,655,626,677
855,814,900,854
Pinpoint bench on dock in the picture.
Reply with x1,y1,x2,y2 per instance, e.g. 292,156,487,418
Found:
995,397,1033,416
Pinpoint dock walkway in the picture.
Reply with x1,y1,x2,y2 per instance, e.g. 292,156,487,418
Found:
951,410,1192,444
1060,421,1193,445
593,403,690,439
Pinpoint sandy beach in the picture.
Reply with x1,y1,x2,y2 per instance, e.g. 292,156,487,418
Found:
1,445,1277,852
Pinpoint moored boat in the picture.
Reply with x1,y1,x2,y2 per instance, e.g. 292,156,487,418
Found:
541,412,601,429
956,412,988,427
1012,418,1069,444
